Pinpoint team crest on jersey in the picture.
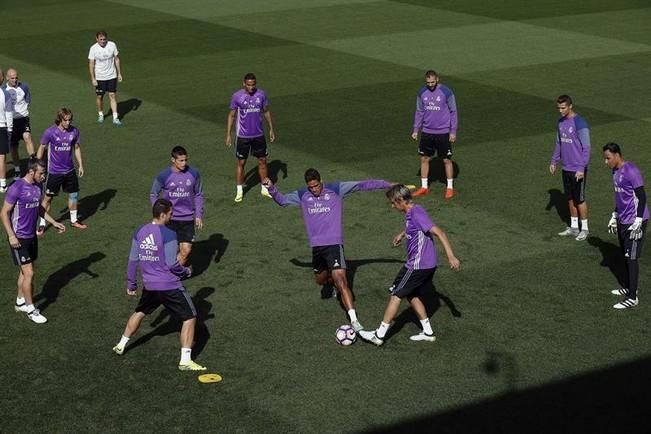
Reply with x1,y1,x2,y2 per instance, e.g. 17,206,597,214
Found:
324,194,330,200
436,96,441,101
55,137,61,141
186,179,191,186
169,182,175,187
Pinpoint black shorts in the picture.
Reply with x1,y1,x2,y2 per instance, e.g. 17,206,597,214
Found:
236,136,268,159
167,219,195,243
312,244,347,273
9,237,38,266
389,266,436,298
135,287,197,321
95,78,118,95
45,171,79,196
0,127,8,155
419,133,452,159
618,221,647,260
562,169,587,204
11,117,31,147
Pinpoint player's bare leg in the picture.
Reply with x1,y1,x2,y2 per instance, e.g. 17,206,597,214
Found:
444,158,454,199
258,157,271,197
413,156,430,197
108,92,121,125
331,268,363,331
408,296,436,341
178,242,192,266
234,158,246,202
69,192,87,229
95,94,104,122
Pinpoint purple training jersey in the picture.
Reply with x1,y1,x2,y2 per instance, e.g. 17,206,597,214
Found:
269,180,391,247
413,84,458,135
150,166,204,221
612,162,650,224
229,88,268,138
404,204,437,270
5,178,42,239
126,223,190,291
550,114,590,172
40,125,80,174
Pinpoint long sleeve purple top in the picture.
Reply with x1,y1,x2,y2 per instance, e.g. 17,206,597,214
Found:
150,166,204,221
550,114,590,172
413,85,458,135
269,180,391,247
126,223,190,290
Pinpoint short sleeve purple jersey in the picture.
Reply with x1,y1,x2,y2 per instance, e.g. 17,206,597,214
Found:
404,204,437,270
4,178,42,239
413,84,458,135
612,162,650,224
550,114,590,172
229,88,268,138
150,166,204,221
126,223,190,291
269,180,391,247
40,125,80,174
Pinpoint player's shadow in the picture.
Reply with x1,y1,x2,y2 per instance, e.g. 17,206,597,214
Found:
587,236,627,288
126,287,215,358
243,159,288,193
34,251,106,312
383,282,462,342
110,98,142,120
289,257,404,304
189,233,229,277
57,189,117,223
418,159,460,184
546,188,570,224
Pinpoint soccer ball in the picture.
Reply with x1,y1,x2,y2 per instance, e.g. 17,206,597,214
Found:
335,325,357,346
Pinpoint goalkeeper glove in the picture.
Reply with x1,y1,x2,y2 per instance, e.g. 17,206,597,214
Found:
607,212,618,234
629,217,644,240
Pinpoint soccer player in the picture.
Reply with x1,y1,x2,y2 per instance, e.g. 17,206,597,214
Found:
150,146,204,265
603,143,649,309
226,73,276,202
88,31,123,126
262,168,392,332
112,198,206,371
0,67,14,193
549,94,591,241
411,70,458,199
1,158,66,324
36,108,87,232
358,185,460,346
3,68,35,179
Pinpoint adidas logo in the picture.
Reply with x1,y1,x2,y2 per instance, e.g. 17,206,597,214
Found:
139,233,158,251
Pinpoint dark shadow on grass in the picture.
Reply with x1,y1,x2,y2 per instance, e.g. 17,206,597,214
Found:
58,188,117,223
546,188,569,224
383,281,461,342
189,233,229,277
243,159,288,194
34,251,106,312
587,236,627,288
363,353,651,434
107,98,142,120
417,159,460,185
126,287,215,359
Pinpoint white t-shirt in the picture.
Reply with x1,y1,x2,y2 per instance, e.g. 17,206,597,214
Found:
88,41,119,81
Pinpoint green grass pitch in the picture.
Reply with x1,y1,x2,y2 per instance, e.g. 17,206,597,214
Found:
1,1,651,432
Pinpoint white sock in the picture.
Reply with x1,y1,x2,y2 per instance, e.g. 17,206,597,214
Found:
570,217,579,229
347,309,358,323
39,217,46,227
180,347,192,364
261,184,269,192
98,111,104,117
113,112,119,120
581,219,589,231
16,296,25,305
25,304,35,313
0,178,6,187
421,178,428,189
236,185,243,194
420,318,433,335
447,178,454,189
70,209,78,223
376,322,391,339
118,335,130,348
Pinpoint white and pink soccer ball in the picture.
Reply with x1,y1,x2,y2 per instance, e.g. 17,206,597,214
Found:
335,325,357,346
